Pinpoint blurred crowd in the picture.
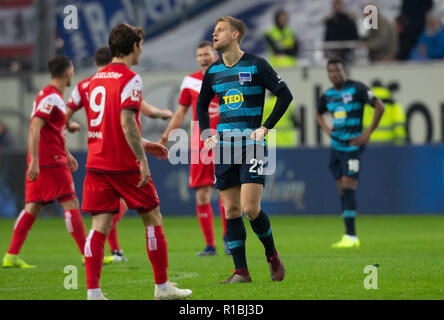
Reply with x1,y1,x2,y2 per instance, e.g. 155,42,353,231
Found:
264,0,444,65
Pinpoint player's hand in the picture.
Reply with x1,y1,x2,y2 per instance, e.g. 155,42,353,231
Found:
158,135,168,146
160,109,173,120
250,126,268,142
137,160,151,188
142,139,169,160
204,135,218,149
26,160,39,181
67,121,81,133
349,131,370,146
67,153,78,172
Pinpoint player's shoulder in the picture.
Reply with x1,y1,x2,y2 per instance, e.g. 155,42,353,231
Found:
243,53,269,67
188,70,203,80
77,75,94,91
347,79,368,91
39,85,64,102
181,71,203,91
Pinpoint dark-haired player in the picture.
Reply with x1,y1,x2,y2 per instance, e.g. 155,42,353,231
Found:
66,47,172,262
197,16,292,283
2,56,89,268
82,23,191,300
159,41,229,256
316,58,385,248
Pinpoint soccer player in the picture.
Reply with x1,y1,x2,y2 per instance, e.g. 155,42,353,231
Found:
82,23,191,300
2,56,93,268
196,16,292,283
316,58,385,248
159,41,229,256
66,47,173,262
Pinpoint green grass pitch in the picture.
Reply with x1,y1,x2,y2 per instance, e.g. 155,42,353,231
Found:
1,214,443,300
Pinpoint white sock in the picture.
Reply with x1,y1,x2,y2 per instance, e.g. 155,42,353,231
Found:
87,288,102,297
156,281,169,290
348,235,358,241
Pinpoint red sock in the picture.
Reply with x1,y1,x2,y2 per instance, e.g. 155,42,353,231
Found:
146,225,168,284
108,201,126,252
8,210,36,255
84,229,106,289
219,196,227,237
64,209,87,255
197,203,215,247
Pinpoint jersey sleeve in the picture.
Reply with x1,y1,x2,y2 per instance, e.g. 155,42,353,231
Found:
67,84,82,110
121,74,143,111
196,69,215,133
178,85,192,107
34,94,63,121
317,94,327,114
357,82,377,107
258,57,287,95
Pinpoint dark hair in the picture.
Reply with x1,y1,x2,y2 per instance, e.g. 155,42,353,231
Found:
48,55,72,78
327,57,346,68
108,23,145,58
197,40,214,49
215,16,247,44
95,47,112,66
274,9,287,25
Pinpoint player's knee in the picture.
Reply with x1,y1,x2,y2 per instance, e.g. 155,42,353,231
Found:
225,203,242,219
24,202,44,217
61,198,79,210
141,206,163,226
196,187,212,205
242,204,260,220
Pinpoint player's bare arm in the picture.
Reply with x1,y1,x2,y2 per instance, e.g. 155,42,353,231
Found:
158,104,188,146
121,109,150,187
65,144,78,172
141,100,173,120
27,117,46,181
315,112,332,137
141,138,169,160
66,106,81,133
350,99,385,146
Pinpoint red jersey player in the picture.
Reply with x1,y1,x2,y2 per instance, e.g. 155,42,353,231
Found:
82,23,191,300
2,56,92,268
66,47,172,263
159,41,229,256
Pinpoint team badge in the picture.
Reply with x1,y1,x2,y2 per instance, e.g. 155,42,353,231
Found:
238,72,252,85
342,92,353,104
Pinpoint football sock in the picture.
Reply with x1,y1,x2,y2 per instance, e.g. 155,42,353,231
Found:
340,194,345,212
196,203,215,247
84,229,106,289
64,209,87,255
249,210,276,257
226,217,248,271
108,201,126,252
7,210,36,255
342,188,357,236
146,225,168,284
219,196,227,237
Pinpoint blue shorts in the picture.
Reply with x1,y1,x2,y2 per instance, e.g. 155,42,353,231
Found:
329,148,363,180
214,143,267,190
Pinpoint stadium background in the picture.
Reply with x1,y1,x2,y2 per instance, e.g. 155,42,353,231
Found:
0,0,443,218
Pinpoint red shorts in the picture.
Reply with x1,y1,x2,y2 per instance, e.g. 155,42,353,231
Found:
189,162,215,188
25,165,76,204
81,170,160,214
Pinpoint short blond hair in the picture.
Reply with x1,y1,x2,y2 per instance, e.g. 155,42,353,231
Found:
215,16,247,44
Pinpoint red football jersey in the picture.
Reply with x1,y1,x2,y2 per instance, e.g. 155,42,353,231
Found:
28,85,67,168
85,63,143,173
67,75,93,111
178,71,219,151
